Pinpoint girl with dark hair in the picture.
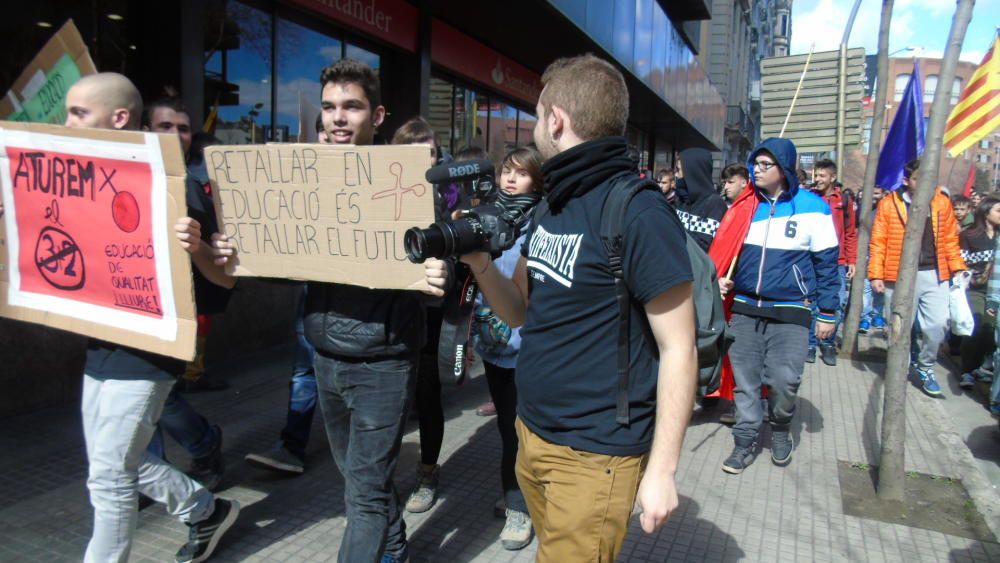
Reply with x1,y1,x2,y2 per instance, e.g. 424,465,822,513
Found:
958,196,1000,388
469,146,542,551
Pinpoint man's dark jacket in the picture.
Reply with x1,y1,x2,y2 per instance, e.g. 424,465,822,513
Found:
305,283,426,358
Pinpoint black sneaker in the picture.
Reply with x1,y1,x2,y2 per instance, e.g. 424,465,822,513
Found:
188,426,225,492
176,498,240,563
806,348,816,364
721,443,757,474
820,344,838,366
771,431,794,466
245,444,305,475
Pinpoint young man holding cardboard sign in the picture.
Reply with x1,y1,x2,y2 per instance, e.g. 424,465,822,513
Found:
63,73,240,563
214,59,448,563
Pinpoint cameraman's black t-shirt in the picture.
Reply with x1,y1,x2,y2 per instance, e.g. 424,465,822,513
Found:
517,183,692,456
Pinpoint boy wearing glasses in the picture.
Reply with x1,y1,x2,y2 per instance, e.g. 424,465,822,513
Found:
712,138,840,474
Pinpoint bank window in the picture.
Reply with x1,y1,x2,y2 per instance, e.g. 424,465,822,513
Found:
487,102,518,162
346,43,380,71
204,1,273,145
276,18,341,142
517,110,537,147
427,77,455,154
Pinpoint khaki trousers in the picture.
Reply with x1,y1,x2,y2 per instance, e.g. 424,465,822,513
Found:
515,418,647,562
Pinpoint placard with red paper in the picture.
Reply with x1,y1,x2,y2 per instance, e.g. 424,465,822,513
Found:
0,122,197,360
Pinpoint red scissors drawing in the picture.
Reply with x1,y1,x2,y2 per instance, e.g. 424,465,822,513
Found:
371,162,427,221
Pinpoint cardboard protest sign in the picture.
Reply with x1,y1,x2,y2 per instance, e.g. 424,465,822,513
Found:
0,122,197,360
205,144,434,290
1,20,97,124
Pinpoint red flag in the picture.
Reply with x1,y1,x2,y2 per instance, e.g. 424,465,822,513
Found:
962,161,977,197
704,184,760,400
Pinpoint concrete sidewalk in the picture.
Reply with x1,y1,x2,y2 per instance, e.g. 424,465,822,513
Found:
0,339,998,562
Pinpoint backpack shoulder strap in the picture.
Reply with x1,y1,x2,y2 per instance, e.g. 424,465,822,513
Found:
601,173,660,425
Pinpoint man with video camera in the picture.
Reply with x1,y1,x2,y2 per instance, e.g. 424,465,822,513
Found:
423,54,698,562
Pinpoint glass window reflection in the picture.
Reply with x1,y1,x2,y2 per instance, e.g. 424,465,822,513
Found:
204,1,273,145
612,0,635,69
427,77,455,155
517,110,537,146
276,18,341,142
346,43,380,71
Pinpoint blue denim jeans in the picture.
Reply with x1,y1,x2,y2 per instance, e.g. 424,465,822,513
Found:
992,323,1000,407
809,265,847,348
148,388,219,460
281,289,317,457
314,353,416,562
863,278,886,321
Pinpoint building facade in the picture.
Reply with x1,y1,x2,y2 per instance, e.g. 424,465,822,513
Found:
859,55,996,192
698,0,753,172
0,0,727,415
4,0,725,170
696,0,791,174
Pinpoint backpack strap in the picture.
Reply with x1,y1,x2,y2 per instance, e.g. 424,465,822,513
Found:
600,173,660,425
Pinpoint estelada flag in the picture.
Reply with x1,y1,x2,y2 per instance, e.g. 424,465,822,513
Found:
705,185,759,400
945,36,999,157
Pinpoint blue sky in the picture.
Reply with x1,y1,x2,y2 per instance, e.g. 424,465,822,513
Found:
791,0,998,64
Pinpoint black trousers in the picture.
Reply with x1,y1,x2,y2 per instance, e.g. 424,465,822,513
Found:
484,361,527,513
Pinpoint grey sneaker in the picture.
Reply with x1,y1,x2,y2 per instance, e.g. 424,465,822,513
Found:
771,431,794,466
405,463,439,513
500,509,533,550
959,372,977,389
245,444,304,475
721,443,757,474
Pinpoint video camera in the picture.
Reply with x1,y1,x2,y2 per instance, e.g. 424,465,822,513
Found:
404,159,540,263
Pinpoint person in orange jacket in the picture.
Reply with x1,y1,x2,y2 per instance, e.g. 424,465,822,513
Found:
869,159,967,396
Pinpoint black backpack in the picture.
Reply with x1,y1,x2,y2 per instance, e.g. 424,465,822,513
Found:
534,173,729,425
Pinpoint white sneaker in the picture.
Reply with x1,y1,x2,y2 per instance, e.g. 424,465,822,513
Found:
500,509,533,550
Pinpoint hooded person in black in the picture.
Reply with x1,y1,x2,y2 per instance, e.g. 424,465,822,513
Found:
675,147,728,252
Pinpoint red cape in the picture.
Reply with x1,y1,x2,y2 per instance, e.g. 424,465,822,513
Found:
705,186,759,400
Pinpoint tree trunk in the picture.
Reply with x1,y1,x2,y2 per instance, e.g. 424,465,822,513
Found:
842,0,894,357
877,0,976,503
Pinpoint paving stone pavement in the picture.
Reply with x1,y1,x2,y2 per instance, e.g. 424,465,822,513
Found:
1,339,998,562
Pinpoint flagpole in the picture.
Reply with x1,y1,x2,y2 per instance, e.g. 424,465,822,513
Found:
780,44,815,138
836,0,865,170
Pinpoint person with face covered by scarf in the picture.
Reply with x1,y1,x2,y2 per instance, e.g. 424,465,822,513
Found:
674,148,729,252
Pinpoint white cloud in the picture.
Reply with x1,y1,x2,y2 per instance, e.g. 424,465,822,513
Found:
792,0,988,64
319,45,340,61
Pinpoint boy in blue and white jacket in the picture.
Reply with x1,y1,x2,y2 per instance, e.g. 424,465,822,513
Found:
720,137,841,474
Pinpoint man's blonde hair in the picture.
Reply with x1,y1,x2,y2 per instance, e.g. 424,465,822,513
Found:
538,54,628,140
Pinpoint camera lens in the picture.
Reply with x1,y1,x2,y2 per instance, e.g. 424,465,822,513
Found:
403,216,487,263
404,224,447,263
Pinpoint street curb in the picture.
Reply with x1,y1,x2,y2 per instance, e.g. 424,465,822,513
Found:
909,383,1000,539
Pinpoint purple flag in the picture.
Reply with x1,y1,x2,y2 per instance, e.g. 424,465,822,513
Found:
876,61,926,191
